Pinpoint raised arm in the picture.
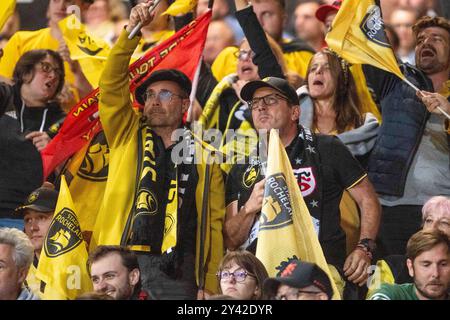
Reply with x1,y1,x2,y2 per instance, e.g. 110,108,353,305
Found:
234,0,284,79
98,1,155,147
362,64,401,102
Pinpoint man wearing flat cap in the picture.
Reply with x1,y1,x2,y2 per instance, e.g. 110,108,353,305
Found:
95,1,225,299
264,259,333,300
15,182,59,298
224,76,380,296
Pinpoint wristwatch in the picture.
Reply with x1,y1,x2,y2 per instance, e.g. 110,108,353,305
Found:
357,238,377,254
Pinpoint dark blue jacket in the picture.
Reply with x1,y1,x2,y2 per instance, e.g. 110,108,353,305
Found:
363,63,447,196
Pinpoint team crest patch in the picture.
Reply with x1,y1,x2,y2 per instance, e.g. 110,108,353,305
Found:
293,167,316,197
77,32,104,56
78,133,109,181
234,104,248,121
136,189,158,215
259,173,293,231
242,164,260,188
360,5,390,48
44,208,83,258
27,192,39,204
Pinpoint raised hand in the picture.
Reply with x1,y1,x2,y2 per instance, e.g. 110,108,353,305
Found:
126,0,156,34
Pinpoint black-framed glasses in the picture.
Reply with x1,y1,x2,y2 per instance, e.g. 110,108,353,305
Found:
274,289,322,300
144,89,185,103
248,93,288,110
216,270,255,283
37,61,62,78
234,49,255,61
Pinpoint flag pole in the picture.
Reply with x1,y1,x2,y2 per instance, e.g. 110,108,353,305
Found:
186,56,203,125
128,0,163,39
402,77,450,120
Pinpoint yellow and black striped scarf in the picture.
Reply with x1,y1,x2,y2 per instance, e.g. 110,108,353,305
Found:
123,125,196,256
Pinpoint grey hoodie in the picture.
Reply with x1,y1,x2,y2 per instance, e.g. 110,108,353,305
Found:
297,85,379,156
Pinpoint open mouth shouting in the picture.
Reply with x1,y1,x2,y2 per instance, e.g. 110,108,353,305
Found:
312,79,324,88
420,46,437,61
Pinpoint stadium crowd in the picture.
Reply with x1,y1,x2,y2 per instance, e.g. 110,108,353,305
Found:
0,0,449,300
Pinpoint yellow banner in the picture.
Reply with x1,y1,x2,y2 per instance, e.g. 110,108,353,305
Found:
163,0,198,16
64,130,109,247
0,0,15,31
325,0,404,80
58,15,110,87
35,176,93,300
255,129,341,299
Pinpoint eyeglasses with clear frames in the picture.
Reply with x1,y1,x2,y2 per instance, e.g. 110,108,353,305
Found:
248,93,288,110
234,49,256,61
37,61,62,78
216,270,255,283
144,89,185,103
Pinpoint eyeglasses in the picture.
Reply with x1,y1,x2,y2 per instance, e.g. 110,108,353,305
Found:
37,61,62,78
248,93,288,110
144,89,185,103
216,270,255,283
234,49,255,61
274,289,322,300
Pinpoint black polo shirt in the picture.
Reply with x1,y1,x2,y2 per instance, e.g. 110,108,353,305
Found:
225,133,366,268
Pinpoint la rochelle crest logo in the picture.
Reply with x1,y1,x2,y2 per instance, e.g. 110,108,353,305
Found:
259,173,293,231
360,5,390,48
44,208,83,258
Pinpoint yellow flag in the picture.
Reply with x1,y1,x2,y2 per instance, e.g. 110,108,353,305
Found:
64,130,109,247
325,0,404,81
58,15,110,87
163,0,198,16
35,176,93,300
255,129,341,299
0,0,15,31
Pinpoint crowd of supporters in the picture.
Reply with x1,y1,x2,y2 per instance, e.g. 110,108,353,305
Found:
0,0,449,301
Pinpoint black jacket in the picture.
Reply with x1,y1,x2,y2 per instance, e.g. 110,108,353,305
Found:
363,63,449,196
0,83,65,217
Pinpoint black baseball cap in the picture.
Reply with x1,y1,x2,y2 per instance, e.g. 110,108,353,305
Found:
135,69,192,106
240,77,299,106
15,185,58,215
264,260,333,299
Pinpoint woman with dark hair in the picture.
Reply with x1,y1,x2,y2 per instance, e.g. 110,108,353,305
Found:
300,49,378,140
0,0,94,111
216,250,268,300
299,49,380,169
0,49,66,229
298,49,379,295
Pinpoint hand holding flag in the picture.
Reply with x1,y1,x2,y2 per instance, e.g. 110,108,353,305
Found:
128,0,160,39
325,0,450,120
255,129,341,299
417,90,450,119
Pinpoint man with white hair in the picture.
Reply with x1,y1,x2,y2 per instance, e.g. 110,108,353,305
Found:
0,227,38,300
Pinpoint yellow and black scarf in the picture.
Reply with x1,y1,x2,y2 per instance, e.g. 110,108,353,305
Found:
122,124,197,258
